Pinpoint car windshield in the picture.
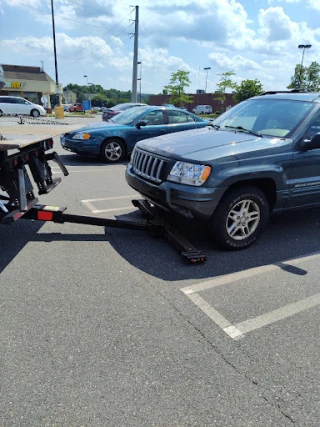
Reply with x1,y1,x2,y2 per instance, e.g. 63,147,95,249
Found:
111,106,150,125
214,98,315,138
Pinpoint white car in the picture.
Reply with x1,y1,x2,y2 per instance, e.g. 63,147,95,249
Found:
0,96,46,117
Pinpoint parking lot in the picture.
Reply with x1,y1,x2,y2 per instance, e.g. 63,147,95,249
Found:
0,115,319,426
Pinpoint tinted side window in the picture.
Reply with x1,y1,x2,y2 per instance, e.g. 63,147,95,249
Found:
143,110,165,126
0,97,9,103
307,113,320,139
167,110,189,124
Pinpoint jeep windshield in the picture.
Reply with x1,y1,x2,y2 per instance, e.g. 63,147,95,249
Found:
213,98,315,138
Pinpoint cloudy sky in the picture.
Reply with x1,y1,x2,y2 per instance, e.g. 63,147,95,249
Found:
0,0,319,94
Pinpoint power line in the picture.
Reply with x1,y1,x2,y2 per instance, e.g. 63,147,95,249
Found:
59,25,133,74
12,0,112,29
62,0,131,15
55,9,133,65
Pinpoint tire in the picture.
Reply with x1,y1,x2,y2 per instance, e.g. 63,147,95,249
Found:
0,109,3,116
31,109,40,117
210,186,269,250
101,139,125,163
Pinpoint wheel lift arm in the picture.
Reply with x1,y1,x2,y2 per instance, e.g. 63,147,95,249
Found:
23,200,207,264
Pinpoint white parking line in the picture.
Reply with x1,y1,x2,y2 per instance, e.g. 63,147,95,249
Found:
181,252,320,340
81,195,137,214
91,206,135,214
52,168,124,174
82,195,136,203
235,293,320,334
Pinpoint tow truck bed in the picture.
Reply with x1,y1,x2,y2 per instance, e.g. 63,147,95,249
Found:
0,124,83,223
0,124,84,150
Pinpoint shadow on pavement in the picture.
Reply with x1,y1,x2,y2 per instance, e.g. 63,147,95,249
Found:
103,206,320,281
2,206,320,282
58,153,129,168
0,220,44,274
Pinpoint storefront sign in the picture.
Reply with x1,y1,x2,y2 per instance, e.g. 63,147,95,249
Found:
5,81,23,89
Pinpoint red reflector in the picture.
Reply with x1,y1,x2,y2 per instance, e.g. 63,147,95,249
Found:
24,154,29,161
38,211,54,221
13,159,18,166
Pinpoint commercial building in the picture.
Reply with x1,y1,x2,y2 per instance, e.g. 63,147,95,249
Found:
0,64,57,108
149,92,236,112
63,90,77,104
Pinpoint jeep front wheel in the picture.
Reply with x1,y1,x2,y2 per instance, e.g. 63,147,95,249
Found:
210,186,269,250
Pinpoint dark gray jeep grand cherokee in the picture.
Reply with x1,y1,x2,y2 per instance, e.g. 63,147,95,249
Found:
126,92,320,250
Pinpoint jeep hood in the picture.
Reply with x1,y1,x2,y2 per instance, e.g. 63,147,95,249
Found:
136,126,284,162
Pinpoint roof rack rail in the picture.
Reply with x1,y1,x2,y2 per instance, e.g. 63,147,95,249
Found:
260,90,307,95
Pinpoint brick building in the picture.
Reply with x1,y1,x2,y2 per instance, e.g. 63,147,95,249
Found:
149,92,237,112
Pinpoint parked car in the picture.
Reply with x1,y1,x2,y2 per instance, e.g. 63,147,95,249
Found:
192,105,213,114
62,104,72,112
0,96,46,117
126,91,320,250
61,106,209,163
102,102,147,121
69,103,84,113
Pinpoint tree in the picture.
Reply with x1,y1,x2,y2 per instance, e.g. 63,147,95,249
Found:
164,70,193,107
287,61,320,91
91,93,108,107
234,79,264,103
214,71,237,109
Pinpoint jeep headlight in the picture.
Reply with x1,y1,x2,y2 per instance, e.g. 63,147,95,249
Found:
168,162,211,186
72,132,91,140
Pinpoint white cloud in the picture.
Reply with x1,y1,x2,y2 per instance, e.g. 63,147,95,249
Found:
268,0,301,3
208,53,262,71
308,0,320,10
258,7,295,42
1,34,114,65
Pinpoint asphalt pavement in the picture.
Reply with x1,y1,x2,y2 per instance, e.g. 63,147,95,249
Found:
0,114,319,426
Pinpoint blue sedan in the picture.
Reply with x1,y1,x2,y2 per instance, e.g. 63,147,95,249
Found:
60,106,209,163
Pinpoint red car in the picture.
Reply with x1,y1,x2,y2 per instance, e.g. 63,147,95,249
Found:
69,103,84,113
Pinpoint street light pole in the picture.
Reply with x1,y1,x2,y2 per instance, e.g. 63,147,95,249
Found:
298,44,311,89
204,67,211,93
84,75,88,85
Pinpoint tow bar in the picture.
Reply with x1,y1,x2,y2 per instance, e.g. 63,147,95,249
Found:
23,199,207,264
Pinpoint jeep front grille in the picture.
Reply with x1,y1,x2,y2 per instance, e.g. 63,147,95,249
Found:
132,149,168,183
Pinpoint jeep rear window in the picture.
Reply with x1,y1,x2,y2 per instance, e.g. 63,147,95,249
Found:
214,99,315,138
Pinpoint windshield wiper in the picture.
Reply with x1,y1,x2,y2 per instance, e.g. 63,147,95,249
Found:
208,122,220,130
224,125,261,137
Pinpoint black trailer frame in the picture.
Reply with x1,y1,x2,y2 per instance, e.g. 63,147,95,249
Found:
22,200,207,264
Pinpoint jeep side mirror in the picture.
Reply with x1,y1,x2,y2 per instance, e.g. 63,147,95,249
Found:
136,120,147,129
301,133,320,151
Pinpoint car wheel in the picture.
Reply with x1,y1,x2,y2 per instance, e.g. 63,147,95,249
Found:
31,109,40,117
210,186,269,250
0,109,3,116
101,139,126,163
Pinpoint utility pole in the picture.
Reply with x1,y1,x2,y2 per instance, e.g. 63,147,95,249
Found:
131,5,139,102
51,0,61,106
